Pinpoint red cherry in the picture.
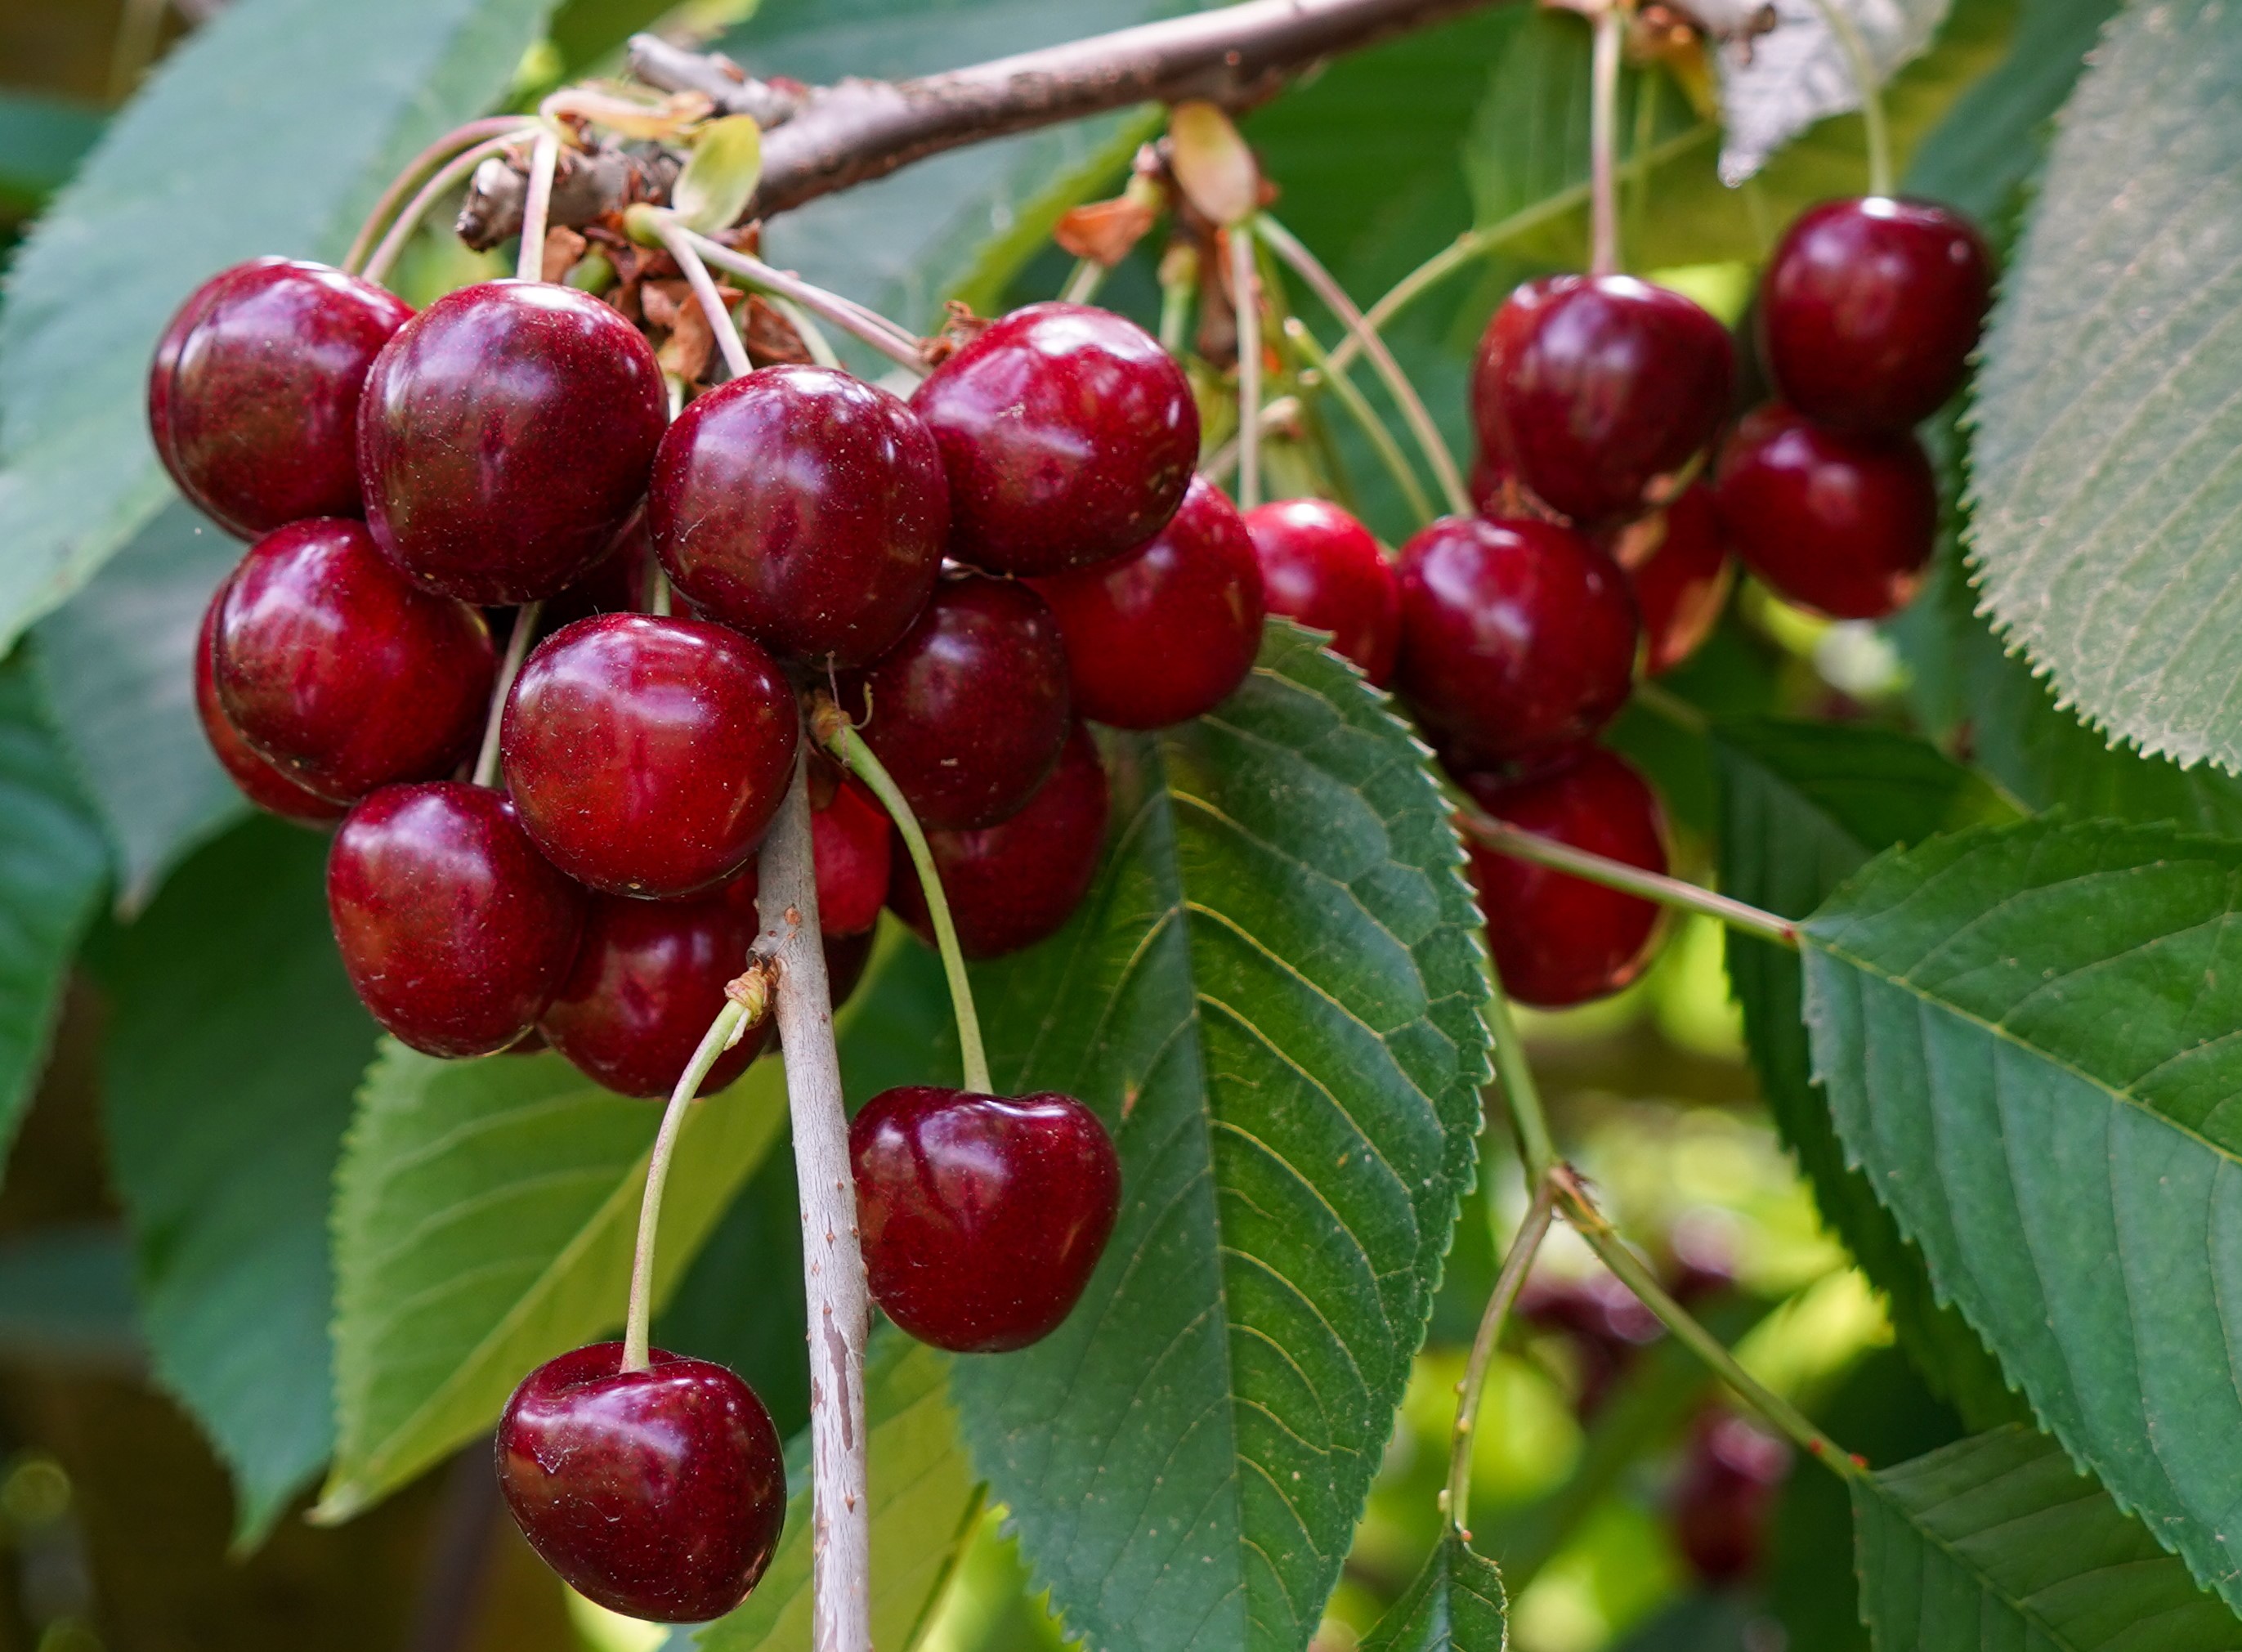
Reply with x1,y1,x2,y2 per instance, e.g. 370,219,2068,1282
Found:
1473,275,1734,526
539,511,656,632
911,302,1198,575
150,259,413,540
888,722,1108,960
1519,1266,1664,1417
722,769,892,939
851,1086,1120,1353
1459,748,1667,1008
539,894,770,1099
1242,498,1401,686
1669,1410,1792,1585
1712,403,1935,620
1467,452,1514,517
1395,516,1638,770
1760,197,1992,432
211,519,494,803
1030,476,1265,729
838,572,1071,831
327,782,587,1058
192,594,346,825
358,280,667,603
651,365,947,667
1607,483,1734,676
502,615,799,898
826,928,876,1010
497,1342,785,1623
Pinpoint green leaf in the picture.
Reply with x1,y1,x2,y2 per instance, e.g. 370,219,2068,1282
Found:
1967,0,2242,772
0,0,563,652
1358,1535,1507,1652
951,623,1491,1652
1712,718,2020,1429
546,0,676,73
317,1043,786,1524
693,1327,980,1651
1854,1426,2242,1649
0,91,103,215
1800,815,2242,1611
91,815,374,1545
673,116,763,235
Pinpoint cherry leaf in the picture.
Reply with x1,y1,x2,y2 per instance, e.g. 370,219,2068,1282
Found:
1712,0,1953,184
672,114,764,235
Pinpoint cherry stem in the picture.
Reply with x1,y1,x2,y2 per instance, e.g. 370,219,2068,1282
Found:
1159,256,1196,354
1063,257,1108,305
651,213,753,380
1488,983,1557,1184
772,295,845,369
1230,224,1264,512
1589,2,1624,279
1806,0,1894,196
516,129,562,284
1444,1175,1558,1538
361,130,530,288
681,231,927,373
810,695,992,1097
1460,811,1797,947
1255,213,1472,517
345,116,529,275
1284,317,1435,526
472,599,541,790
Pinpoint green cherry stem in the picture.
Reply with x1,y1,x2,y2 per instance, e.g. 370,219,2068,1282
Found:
1444,1175,1559,1538
1231,222,1264,512
1158,247,1197,355
361,129,531,288
1284,317,1436,526
1588,0,1625,278
648,212,753,379
680,230,927,373
345,116,530,275
1806,0,1894,196
1488,985,1557,1184
811,694,992,1095
774,296,845,369
1063,257,1108,305
472,599,541,790
517,128,562,284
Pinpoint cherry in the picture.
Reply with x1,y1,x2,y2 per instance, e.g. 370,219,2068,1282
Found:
837,572,1070,831
1242,498,1401,686
503,615,799,898
651,365,946,668
328,782,587,1059
911,302,1198,575
722,769,892,940
1759,197,1992,432
150,259,414,540
1030,476,1265,729
1712,403,1935,620
851,1086,1121,1353
358,280,667,604
539,511,656,633
539,893,771,1099
1606,483,1733,676
1668,1410,1791,1585
1458,748,1667,1007
826,927,876,1010
211,518,494,803
496,1341,785,1623
1472,275,1734,526
1395,516,1638,770
1519,1266,1664,1417
888,722,1108,960
193,596,346,825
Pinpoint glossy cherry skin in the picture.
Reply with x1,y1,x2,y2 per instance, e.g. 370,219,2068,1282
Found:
1459,748,1667,1007
651,366,946,667
1242,498,1401,686
838,573,1071,831
539,894,770,1099
211,518,494,802
503,615,799,898
1669,1411,1791,1585
911,302,1198,575
1395,516,1639,770
1760,197,1992,432
852,1086,1121,1353
359,280,667,603
150,259,414,539
1607,483,1733,676
1030,476,1265,729
539,511,656,633
328,783,587,1058
890,722,1108,960
1473,275,1734,526
1712,403,1936,620
193,595,346,825
496,1341,785,1623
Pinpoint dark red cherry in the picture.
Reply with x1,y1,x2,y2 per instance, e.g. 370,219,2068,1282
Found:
1030,476,1264,729
1519,1266,1665,1417
193,594,346,825
539,511,656,633
826,927,876,1010
150,259,413,539
497,1342,785,1623
503,615,799,898
539,894,770,1099
1395,516,1638,770
1242,498,1401,686
1606,483,1733,676
1459,748,1667,1007
1712,403,1935,620
1473,275,1734,526
722,770,892,939
328,782,587,1058
212,518,494,802
851,1086,1121,1353
911,302,1197,575
1669,1411,1791,1586
837,573,1070,831
889,722,1108,960
1759,197,1992,432
358,280,666,603
651,365,946,667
